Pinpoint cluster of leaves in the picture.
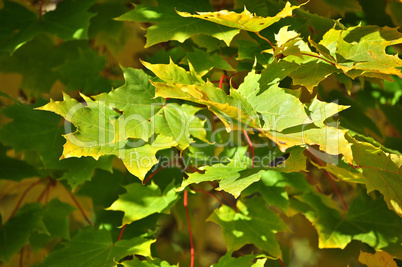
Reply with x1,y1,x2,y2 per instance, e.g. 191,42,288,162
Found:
1,0,402,266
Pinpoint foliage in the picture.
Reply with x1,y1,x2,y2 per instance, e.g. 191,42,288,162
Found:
0,0,402,266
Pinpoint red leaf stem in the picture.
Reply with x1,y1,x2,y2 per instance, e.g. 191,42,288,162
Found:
207,182,237,211
243,130,255,168
278,258,287,267
19,246,24,267
65,188,93,226
143,166,165,185
218,0,227,11
184,190,194,267
39,0,43,19
190,187,225,206
255,32,275,52
117,224,127,242
36,179,55,203
219,75,229,90
8,179,43,221
303,171,322,193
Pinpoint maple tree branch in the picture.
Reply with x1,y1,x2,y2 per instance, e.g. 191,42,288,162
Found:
184,190,195,267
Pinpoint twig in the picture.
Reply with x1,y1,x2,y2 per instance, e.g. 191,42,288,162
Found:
278,258,287,267
207,182,238,211
8,179,43,221
117,224,127,242
19,246,25,267
243,130,255,168
191,187,225,206
184,190,194,267
255,32,275,51
65,188,93,226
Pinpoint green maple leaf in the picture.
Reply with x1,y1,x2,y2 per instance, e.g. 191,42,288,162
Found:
237,70,312,131
153,103,208,150
208,196,287,257
177,2,300,33
0,0,39,53
108,181,179,224
0,143,37,181
38,92,125,159
117,135,176,181
121,257,177,266
387,1,402,28
94,67,164,142
212,253,260,267
118,0,239,47
0,100,113,187
243,171,311,212
40,0,97,40
181,48,235,76
56,43,110,94
42,198,75,241
287,60,338,92
294,191,402,249
236,39,271,66
178,147,306,197
307,97,350,128
323,0,362,16
0,35,62,94
145,60,260,130
38,228,154,267
145,60,353,162
0,203,46,263
351,139,402,216
0,0,97,53
313,26,402,82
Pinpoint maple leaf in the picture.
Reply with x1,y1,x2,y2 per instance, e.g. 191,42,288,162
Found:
0,0,97,53
178,147,306,198
117,0,239,47
152,103,208,150
314,26,402,81
358,251,398,267
212,253,262,267
0,100,113,187
177,2,300,33
208,196,287,257
294,191,402,249
351,139,402,216
38,228,154,267
38,90,177,181
108,181,179,225
0,203,45,263
181,48,235,76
